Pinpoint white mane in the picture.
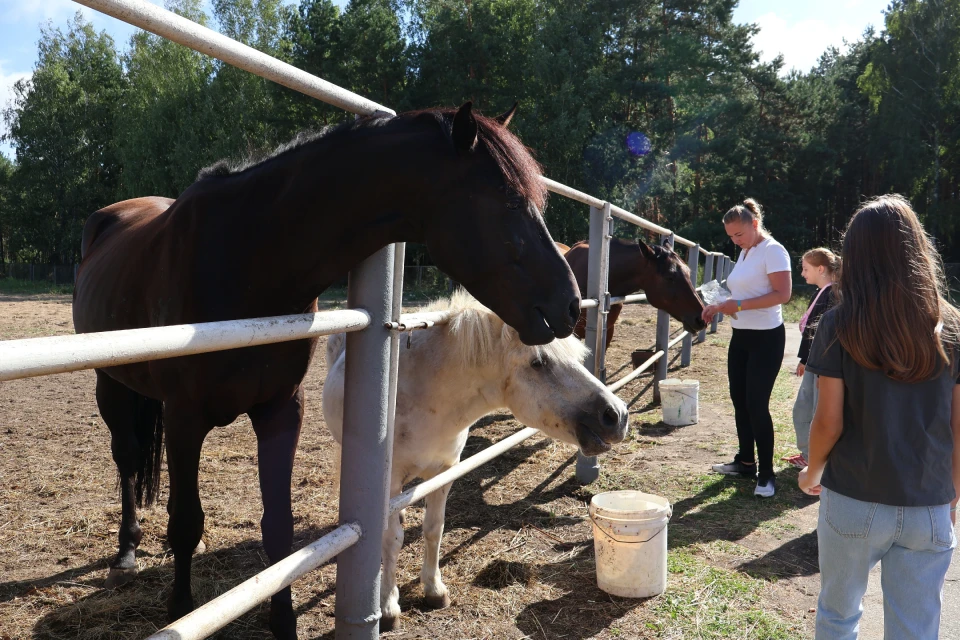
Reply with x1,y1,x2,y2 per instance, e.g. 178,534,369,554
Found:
421,289,588,370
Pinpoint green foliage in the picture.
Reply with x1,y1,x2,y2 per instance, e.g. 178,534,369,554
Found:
3,14,124,263
3,0,960,263
117,0,216,197
0,154,12,261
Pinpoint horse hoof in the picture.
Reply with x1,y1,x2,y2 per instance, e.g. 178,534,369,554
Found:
268,612,297,640
379,615,399,632
194,539,206,554
104,567,138,589
423,592,451,610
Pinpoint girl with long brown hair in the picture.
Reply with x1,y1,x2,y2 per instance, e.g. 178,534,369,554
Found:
800,194,960,639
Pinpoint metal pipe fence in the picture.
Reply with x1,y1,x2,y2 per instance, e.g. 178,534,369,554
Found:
0,1,737,637
146,524,361,640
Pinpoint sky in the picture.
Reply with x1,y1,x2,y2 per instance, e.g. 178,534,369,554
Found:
733,0,890,72
0,0,891,160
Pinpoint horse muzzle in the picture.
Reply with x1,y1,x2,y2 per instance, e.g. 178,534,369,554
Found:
575,396,628,456
682,313,707,333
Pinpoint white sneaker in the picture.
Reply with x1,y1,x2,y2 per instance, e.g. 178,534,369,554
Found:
754,475,776,498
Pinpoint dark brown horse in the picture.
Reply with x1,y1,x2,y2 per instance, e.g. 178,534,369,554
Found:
565,237,705,349
72,103,580,638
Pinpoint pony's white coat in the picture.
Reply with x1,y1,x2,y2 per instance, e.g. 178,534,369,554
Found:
322,291,627,627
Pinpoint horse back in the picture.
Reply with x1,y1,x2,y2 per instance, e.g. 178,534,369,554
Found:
75,197,175,336
81,197,174,259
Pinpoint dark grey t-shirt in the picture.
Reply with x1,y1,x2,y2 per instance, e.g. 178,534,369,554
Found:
806,308,957,506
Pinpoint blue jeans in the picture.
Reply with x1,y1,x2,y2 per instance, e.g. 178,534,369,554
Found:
816,487,956,639
792,370,818,459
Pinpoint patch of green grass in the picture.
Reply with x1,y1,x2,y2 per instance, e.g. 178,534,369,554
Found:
0,277,73,295
782,290,814,324
647,549,798,639
770,369,801,462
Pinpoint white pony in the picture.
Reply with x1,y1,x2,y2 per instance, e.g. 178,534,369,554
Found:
322,291,628,630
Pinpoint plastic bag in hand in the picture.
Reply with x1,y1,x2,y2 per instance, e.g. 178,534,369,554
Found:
700,279,738,319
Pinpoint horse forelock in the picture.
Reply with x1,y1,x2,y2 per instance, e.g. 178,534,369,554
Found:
650,243,687,276
422,290,587,369
473,113,548,212
407,108,547,212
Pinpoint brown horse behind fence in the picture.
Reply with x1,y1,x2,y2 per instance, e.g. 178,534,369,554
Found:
72,102,580,639
564,237,705,349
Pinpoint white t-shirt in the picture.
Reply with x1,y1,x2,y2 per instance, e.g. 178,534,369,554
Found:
726,236,791,330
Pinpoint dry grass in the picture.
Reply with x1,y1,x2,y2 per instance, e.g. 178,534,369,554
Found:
0,293,819,639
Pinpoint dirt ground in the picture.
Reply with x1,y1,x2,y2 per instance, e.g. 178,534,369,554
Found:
0,293,818,639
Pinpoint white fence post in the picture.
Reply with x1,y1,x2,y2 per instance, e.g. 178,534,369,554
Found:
653,233,675,403
576,202,612,485
335,245,397,639
711,255,723,332
718,255,732,324
681,244,699,366
701,252,715,337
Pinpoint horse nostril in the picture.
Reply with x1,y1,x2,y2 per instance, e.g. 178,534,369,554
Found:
602,406,619,428
567,298,581,326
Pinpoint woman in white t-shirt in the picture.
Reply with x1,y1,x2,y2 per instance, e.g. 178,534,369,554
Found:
702,199,792,498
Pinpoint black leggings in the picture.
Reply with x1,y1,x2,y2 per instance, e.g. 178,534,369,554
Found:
728,325,785,476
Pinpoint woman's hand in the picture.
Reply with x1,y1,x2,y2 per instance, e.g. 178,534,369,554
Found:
701,300,737,323
798,466,822,495
796,363,805,377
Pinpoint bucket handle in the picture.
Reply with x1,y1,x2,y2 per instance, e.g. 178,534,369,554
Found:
589,513,668,545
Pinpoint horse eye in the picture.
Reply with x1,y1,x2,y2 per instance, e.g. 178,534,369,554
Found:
506,197,523,211
531,357,546,370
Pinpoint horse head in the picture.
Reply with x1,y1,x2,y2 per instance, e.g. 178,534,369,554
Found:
638,238,706,334
497,322,628,456
420,102,580,346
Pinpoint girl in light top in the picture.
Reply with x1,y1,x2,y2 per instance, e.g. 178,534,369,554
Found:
783,248,840,469
702,199,792,498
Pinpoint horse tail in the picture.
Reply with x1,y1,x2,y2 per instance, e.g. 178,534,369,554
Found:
325,333,347,369
133,394,164,508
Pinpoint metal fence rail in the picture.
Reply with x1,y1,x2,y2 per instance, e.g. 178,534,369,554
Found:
0,310,371,381
147,524,362,640
0,1,737,638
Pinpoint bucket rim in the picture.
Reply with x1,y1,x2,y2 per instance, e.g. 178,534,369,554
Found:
660,378,699,387
589,490,672,521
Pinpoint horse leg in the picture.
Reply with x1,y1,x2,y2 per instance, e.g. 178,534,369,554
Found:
249,390,304,640
95,371,148,589
380,477,405,632
604,304,623,350
420,481,453,610
163,405,209,622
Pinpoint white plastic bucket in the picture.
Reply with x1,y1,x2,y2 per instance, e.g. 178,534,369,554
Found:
660,378,699,426
589,490,672,598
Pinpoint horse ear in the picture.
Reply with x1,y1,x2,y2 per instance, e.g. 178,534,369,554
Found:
495,102,519,127
452,101,478,153
638,239,654,257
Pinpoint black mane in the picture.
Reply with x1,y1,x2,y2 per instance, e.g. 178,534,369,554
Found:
193,106,548,210
195,114,393,181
